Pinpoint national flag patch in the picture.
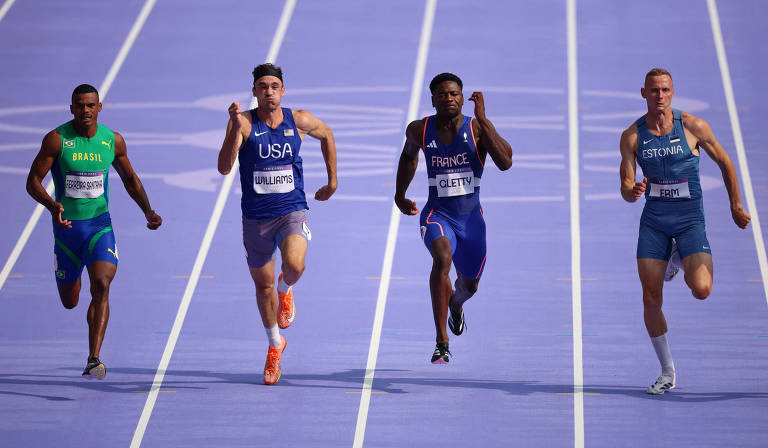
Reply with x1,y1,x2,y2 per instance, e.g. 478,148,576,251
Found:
284,129,294,136
64,139,75,148
669,136,680,143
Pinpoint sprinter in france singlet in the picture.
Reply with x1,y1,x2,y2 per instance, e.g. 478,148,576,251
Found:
420,114,487,279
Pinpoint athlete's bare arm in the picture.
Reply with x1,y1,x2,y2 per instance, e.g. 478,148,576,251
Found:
293,109,337,201
26,130,71,228
394,120,423,216
469,92,512,170
218,102,251,175
112,132,162,230
682,112,750,229
619,123,647,203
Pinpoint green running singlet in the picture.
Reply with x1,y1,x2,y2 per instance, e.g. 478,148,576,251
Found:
51,121,115,221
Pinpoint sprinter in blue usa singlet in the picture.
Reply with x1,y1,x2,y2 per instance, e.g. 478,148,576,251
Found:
620,68,750,395
395,72,513,364
218,63,338,385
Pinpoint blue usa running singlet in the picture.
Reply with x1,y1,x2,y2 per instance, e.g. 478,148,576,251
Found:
635,109,701,203
422,115,484,215
239,108,307,219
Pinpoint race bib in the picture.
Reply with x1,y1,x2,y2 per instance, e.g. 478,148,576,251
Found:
649,178,690,199
65,171,104,198
432,169,477,197
253,165,295,194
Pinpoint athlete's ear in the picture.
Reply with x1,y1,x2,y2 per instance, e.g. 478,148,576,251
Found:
640,87,646,99
252,86,257,97
97,102,103,112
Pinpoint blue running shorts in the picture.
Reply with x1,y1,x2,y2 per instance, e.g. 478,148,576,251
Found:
242,210,311,268
637,200,711,261
53,212,118,285
419,205,486,279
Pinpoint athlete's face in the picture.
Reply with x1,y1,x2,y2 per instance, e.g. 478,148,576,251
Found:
431,81,463,118
70,93,101,128
641,75,674,114
252,76,285,111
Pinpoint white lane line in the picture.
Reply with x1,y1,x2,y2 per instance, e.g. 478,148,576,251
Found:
707,0,768,306
352,1,436,447
0,0,157,294
129,1,296,447
566,0,585,447
0,0,15,23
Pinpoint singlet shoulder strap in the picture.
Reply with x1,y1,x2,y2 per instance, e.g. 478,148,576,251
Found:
635,114,648,129
672,108,683,122
422,116,430,150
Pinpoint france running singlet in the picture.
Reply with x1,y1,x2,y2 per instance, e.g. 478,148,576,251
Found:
239,108,307,219
51,121,115,221
423,115,484,215
635,109,701,203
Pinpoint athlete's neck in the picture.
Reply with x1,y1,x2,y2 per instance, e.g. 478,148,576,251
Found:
435,113,463,130
646,108,674,135
257,107,285,128
72,121,98,138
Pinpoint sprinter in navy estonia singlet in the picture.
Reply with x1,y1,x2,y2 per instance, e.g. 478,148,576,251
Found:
238,107,307,219
420,114,487,279
635,108,710,260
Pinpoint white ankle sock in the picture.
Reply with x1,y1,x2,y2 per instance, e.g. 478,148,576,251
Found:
651,333,675,376
265,324,282,348
277,274,291,294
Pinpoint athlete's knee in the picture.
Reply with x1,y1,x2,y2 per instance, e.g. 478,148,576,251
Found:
691,284,711,300
431,251,452,272
89,276,113,298
282,260,305,280
61,298,78,309
642,288,663,308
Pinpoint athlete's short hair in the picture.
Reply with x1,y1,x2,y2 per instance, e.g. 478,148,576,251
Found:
72,84,99,101
429,73,463,94
252,63,283,84
645,68,672,85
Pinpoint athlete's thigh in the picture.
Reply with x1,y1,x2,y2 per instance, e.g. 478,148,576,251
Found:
637,257,667,300
86,260,117,287
249,258,277,290
276,210,310,266
453,207,486,279
420,208,457,254
681,251,713,287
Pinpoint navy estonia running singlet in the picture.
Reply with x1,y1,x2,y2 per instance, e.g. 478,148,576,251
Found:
238,108,307,219
635,109,701,205
422,115,484,215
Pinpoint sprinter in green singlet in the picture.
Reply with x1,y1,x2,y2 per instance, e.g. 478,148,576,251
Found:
26,84,162,379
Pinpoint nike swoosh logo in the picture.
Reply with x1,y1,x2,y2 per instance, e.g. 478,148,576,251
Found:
255,131,269,136
643,139,653,144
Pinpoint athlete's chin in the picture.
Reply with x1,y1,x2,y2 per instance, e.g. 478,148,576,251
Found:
436,108,460,119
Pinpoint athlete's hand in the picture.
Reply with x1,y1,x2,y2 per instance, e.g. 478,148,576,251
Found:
395,196,419,215
314,183,336,201
468,91,486,121
145,210,162,230
228,102,247,129
632,177,647,199
49,202,72,228
731,204,751,229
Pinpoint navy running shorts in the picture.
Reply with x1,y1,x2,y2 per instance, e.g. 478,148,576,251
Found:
419,205,486,279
